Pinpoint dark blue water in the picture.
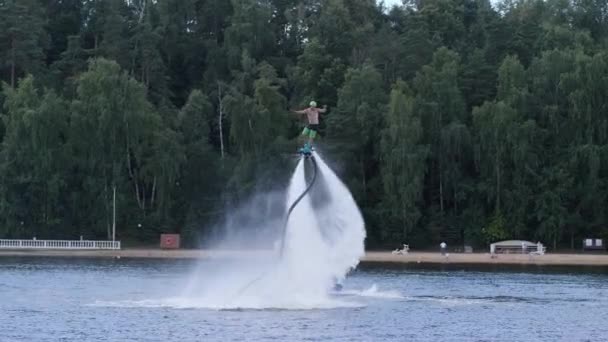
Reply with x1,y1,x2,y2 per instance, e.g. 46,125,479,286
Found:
1,257,606,341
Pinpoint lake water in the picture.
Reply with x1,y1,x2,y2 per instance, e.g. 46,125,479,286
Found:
1,257,607,341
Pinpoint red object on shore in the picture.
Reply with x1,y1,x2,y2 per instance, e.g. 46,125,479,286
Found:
160,234,180,249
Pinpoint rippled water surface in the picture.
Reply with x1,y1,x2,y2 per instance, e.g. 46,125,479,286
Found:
1,257,607,341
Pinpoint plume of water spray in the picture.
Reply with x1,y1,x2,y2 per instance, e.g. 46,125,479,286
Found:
182,152,366,309
279,154,366,294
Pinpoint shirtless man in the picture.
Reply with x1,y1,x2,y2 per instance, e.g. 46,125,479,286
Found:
292,101,327,152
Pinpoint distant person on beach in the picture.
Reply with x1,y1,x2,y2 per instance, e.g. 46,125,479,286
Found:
291,101,327,151
440,242,447,256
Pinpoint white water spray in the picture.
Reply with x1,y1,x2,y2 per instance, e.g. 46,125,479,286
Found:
221,153,366,308
279,154,366,294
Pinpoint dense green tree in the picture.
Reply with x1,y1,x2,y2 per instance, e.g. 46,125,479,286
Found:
131,6,169,106
0,76,69,237
69,59,178,239
312,0,377,64
175,90,219,240
571,0,608,43
290,38,346,108
417,0,466,49
326,63,386,230
0,0,48,87
414,48,465,219
156,0,206,106
224,0,276,70
44,0,83,65
380,81,428,243
472,55,537,240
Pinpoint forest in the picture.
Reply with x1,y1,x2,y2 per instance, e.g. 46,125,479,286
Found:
1,0,607,249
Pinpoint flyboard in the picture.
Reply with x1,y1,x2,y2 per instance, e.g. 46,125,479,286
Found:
234,143,319,297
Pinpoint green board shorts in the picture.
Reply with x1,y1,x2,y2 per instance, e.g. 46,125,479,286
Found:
301,124,319,138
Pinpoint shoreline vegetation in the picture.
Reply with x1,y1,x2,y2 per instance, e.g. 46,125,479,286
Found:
1,249,607,267
2,1,608,249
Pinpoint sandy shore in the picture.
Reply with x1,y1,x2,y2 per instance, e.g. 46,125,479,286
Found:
364,251,608,266
1,248,608,266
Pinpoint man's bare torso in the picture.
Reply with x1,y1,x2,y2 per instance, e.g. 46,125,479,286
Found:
304,107,321,125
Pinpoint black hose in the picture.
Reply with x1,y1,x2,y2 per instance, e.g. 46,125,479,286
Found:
234,155,318,297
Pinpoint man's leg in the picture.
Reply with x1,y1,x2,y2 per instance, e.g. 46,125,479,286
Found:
300,127,310,146
298,127,309,153
308,129,317,148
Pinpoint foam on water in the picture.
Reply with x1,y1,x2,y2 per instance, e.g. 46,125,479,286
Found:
89,297,365,310
340,284,405,299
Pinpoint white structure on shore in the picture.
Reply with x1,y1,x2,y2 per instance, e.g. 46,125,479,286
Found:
0,239,121,250
490,240,545,255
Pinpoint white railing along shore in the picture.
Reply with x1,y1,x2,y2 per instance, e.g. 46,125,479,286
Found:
0,239,121,250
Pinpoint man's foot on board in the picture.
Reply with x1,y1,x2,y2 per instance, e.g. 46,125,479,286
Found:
299,143,314,156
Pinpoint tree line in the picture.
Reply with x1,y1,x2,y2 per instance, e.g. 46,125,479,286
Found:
1,0,607,249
